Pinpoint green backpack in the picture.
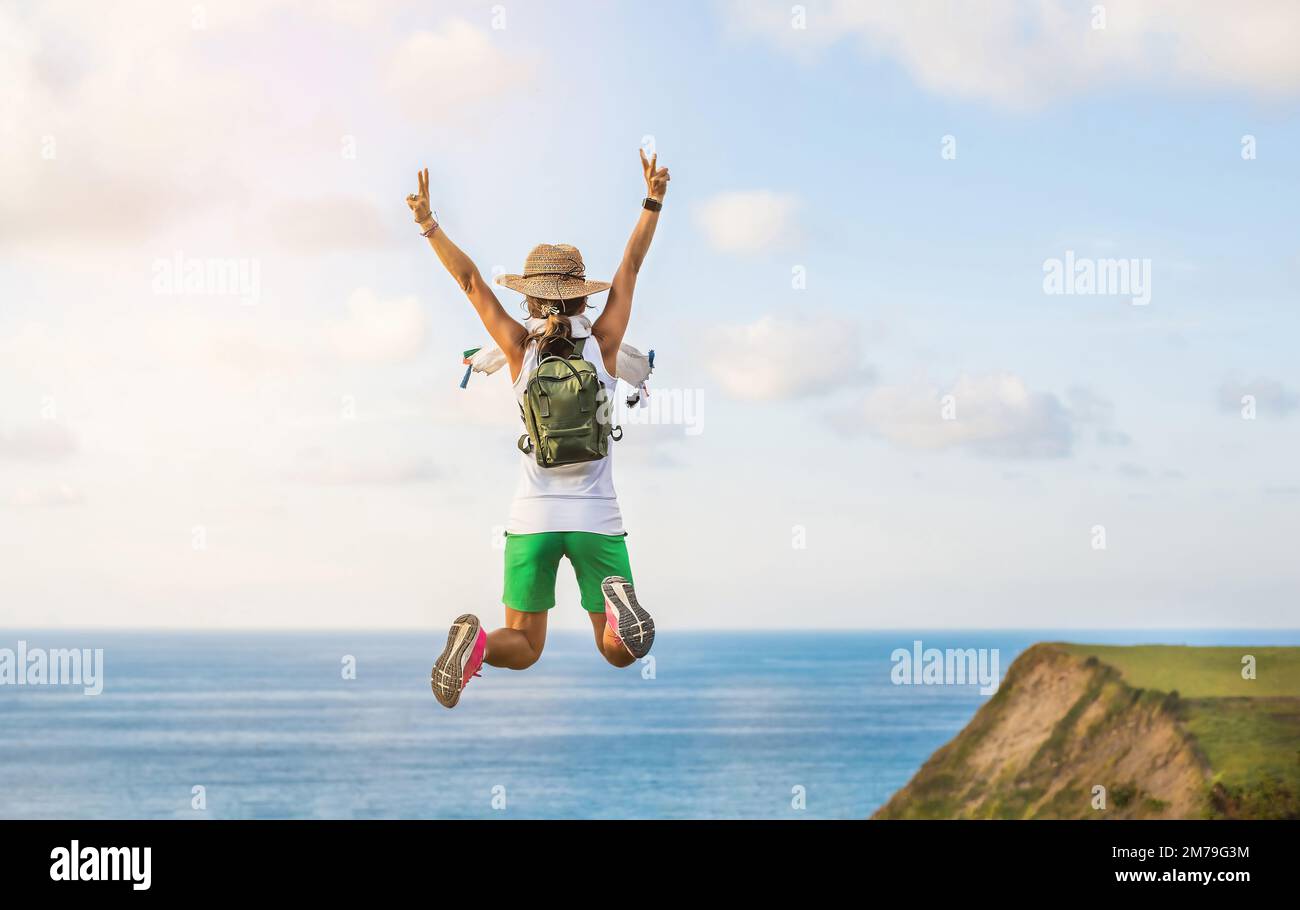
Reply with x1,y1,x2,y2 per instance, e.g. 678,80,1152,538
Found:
517,336,622,468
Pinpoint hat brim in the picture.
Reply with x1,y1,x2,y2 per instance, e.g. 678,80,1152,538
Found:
496,274,612,300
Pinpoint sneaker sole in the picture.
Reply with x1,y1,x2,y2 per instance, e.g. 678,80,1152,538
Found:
430,613,481,708
601,577,655,659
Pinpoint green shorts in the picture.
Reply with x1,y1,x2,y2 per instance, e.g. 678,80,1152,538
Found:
503,531,633,613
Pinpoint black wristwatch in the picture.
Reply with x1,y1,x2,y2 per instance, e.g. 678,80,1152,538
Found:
642,197,663,212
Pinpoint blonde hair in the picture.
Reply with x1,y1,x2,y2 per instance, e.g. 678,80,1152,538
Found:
523,295,588,354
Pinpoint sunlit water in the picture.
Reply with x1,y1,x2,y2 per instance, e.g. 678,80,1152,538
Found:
2,629,1294,819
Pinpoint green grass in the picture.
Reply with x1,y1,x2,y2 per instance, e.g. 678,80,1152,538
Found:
1182,697,1300,818
878,644,1300,819
1061,644,1300,819
1184,698,1299,781
1058,644,1300,698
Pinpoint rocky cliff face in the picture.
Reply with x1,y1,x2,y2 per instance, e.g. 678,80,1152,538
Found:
874,644,1210,819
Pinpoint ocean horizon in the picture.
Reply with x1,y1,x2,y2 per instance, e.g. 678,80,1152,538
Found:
2,628,1296,820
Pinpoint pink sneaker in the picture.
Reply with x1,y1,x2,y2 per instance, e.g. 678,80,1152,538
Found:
431,614,486,708
602,576,655,659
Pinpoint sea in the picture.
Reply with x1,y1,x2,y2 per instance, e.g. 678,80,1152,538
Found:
1,629,1295,819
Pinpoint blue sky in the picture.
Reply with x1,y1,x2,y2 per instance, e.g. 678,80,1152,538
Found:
2,0,1298,629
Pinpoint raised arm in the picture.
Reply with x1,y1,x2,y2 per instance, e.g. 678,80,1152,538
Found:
406,168,526,376
593,150,670,374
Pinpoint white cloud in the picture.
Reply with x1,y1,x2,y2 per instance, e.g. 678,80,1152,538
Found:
1217,377,1299,416
727,0,1300,107
0,6,526,248
384,19,532,116
326,288,428,364
266,198,393,251
705,314,872,400
694,191,799,254
0,2,277,246
850,373,1074,458
1067,387,1131,446
287,448,439,486
5,483,85,509
0,423,77,461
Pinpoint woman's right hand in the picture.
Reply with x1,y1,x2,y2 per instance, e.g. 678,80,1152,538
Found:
406,168,433,224
640,149,670,202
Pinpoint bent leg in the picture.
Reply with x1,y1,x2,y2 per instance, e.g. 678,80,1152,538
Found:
486,608,548,670
588,612,636,668
494,532,563,669
566,532,641,667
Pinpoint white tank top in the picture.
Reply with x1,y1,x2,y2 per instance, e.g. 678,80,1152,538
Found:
507,320,624,535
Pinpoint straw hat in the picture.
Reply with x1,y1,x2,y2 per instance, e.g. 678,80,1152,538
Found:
496,243,612,301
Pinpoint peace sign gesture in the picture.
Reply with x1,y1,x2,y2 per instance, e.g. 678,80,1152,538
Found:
640,149,670,202
406,167,432,224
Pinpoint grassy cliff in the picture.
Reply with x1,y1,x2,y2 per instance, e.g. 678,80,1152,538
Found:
873,643,1300,819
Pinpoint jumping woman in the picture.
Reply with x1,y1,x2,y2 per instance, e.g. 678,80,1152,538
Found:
407,150,671,708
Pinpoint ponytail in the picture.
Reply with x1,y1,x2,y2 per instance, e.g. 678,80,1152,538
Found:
523,295,588,354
